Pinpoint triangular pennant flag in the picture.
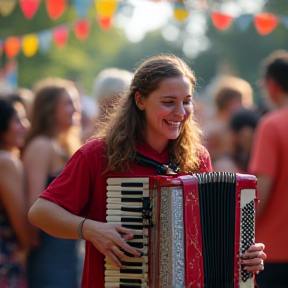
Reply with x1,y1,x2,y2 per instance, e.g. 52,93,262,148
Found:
95,0,118,18
37,30,53,53
74,19,90,41
0,0,16,17
5,37,21,58
174,7,189,22
211,11,233,31
98,15,113,30
72,0,93,18
254,13,278,35
53,26,69,47
22,34,38,57
281,16,288,28
46,0,66,20
19,0,40,20
234,14,253,31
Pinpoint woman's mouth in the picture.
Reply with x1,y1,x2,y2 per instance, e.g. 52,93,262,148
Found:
165,120,181,128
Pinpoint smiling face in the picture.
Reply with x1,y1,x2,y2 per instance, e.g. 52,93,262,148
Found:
135,75,193,153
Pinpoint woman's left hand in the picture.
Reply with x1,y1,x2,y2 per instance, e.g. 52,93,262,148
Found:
241,243,266,273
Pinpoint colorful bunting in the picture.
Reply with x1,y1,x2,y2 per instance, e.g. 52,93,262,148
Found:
174,8,189,22
254,13,279,35
73,0,94,18
46,0,66,20
37,30,53,53
4,37,21,58
53,26,69,47
0,0,16,17
98,15,113,30
19,0,40,20
234,14,253,31
211,11,233,31
74,20,90,40
22,34,38,57
95,0,118,18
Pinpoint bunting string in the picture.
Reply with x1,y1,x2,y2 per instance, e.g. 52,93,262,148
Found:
1,0,288,59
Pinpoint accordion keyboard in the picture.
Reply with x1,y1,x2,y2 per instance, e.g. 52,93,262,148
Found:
105,177,150,288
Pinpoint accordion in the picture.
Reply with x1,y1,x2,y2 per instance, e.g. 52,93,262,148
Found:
105,172,257,288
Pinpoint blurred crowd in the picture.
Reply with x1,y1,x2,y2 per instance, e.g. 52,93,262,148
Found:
0,49,288,287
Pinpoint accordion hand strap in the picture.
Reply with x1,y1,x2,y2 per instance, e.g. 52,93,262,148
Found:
135,152,180,175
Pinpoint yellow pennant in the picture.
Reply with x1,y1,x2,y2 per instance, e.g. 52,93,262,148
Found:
22,34,39,57
95,0,118,18
174,8,189,22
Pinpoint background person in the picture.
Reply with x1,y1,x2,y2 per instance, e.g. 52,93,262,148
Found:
0,97,31,288
249,50,288,287
22,78,82,288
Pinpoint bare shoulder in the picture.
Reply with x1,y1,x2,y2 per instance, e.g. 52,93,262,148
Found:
0,151,21,178
23,136,54,158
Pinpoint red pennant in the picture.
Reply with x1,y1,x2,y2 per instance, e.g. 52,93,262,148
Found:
254,13,279,35
98,16,112,30
4,37,21,58
19,0,40,19
46,0,66,20
74,20,90,41
211,11,233,31
53,26,69,47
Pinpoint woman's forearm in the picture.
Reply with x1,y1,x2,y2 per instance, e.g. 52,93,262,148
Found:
28,197,83,239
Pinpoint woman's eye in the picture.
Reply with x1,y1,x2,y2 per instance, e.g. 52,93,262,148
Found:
184,100,192,105
162,101,174,105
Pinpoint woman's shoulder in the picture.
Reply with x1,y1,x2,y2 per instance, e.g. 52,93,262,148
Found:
0,151,22,177
23,136,54,159
80,138,106,154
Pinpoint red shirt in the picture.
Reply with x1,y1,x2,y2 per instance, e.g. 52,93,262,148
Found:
249,108,288,262
40,139,213,288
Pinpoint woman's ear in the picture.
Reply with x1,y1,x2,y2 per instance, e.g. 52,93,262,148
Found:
134,92,145,110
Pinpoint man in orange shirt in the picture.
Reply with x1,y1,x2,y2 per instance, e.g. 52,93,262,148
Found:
249,50,288,287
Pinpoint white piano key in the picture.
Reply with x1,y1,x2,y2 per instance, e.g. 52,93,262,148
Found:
107,210,142,217
107,178,149,185
106,216,143,222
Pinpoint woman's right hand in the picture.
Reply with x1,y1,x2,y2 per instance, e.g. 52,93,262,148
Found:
82,220,141,267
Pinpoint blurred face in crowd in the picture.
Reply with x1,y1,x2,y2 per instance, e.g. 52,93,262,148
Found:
2,110,26,150
55,89,78,131
135,75,193,153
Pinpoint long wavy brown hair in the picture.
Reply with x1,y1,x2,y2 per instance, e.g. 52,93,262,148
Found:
25,78,81,157
96,53,204,173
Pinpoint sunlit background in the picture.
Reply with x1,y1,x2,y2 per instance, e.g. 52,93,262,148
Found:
1,0,288,104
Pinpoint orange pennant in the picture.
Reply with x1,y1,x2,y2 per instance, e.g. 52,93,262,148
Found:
254,13,278,35
19,0,40,20
211,11,233,31
5,37,21,58
74,20,90,41
46,0,66,20
53,26,69,47
98,16,112,30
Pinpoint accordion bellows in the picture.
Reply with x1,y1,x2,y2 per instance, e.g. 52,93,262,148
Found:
105,172,257,288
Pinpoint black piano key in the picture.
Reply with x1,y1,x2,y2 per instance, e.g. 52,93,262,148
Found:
121,207,143,213
120,285,143,288
121,261,142,267
120,278,142,284
126,242,144,248
121,198,142,203
121,183,144,187
123,251,143,257
121,217,143,223
131,235,143,240
120,269,143,274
